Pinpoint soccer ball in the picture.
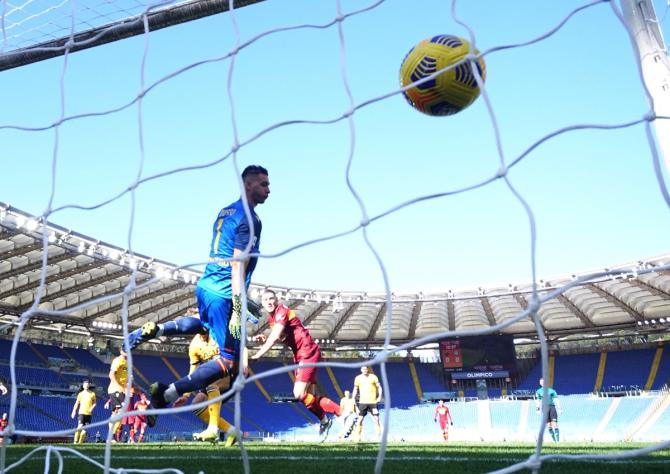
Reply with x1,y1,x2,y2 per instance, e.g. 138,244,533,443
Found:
399,35,486,116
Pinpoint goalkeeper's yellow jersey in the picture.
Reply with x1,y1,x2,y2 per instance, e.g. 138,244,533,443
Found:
354,373,381,404
75,389,97,415
188,333,220,374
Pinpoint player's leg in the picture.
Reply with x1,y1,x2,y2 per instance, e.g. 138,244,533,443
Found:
354,412,366,442
191,391,235,435
152,356,235,404
439,419,447,441
80,416,91,443
192,386,225,441
548,407,559,441
128,316,204,350
294,351,341,421
344,413,359,440
150,355,237,429
371,407,382,438
73,424,82,444
133,419,140,443
294,380,324,421
137,422,146,443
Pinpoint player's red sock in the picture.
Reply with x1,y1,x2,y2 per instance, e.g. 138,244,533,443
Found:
300,393,325,420
317,396,342,416
137,432,144,443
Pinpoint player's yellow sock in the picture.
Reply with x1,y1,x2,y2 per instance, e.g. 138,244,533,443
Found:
355,421,364,441
194,407,209,425
206,388,222,432
217,416,232,433
74,431,80,443
79,431,87,444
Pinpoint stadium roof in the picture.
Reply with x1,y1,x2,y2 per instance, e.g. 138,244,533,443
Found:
1,201,670,348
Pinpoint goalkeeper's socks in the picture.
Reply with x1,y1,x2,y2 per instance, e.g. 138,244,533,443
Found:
160,316,204,337
554,428,560,442
174,357,233,396
548,428,555,441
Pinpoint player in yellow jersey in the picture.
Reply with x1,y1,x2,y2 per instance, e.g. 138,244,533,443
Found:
107,348,130,441
71,379,96,443
172,319,240,446
350,366,383,441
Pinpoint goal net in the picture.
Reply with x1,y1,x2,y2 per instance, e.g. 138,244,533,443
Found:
1,0,670,473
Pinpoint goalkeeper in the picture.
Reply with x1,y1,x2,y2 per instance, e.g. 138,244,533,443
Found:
138,166,270,419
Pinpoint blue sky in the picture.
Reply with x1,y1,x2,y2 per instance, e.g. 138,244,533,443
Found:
1,0,669,293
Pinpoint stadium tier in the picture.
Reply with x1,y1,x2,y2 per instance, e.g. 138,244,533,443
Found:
1,343,669,443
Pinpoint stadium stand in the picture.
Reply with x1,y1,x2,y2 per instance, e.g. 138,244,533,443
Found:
601,349,656,391
0,338,43,365
2,349,669,443
61,347,109,372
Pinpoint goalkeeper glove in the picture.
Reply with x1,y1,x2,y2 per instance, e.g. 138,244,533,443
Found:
451,422,454,426
229,295,242,340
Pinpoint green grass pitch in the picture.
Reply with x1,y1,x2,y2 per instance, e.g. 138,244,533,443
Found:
2,442,669,473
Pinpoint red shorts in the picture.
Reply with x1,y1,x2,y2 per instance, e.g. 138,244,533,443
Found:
134,418,147,431
122,416,135,425
294,345,320,383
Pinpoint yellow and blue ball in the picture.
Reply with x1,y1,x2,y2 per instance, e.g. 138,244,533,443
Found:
400,35,486,116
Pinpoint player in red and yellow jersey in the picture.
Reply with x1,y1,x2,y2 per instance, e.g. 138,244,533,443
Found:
434,400,454,441
251,289,341,440
131,392,150,443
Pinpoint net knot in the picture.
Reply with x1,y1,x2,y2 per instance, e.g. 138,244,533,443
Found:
526,294,541,315
233,374,246,391
526,455,542,471
496,166,508,178
643,111,656,122
373,350,389,364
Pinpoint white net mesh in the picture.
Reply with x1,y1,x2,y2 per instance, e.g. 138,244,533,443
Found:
1,0,670,473
2,0,150,52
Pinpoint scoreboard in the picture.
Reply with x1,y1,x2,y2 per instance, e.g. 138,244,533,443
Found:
439,334,517,378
